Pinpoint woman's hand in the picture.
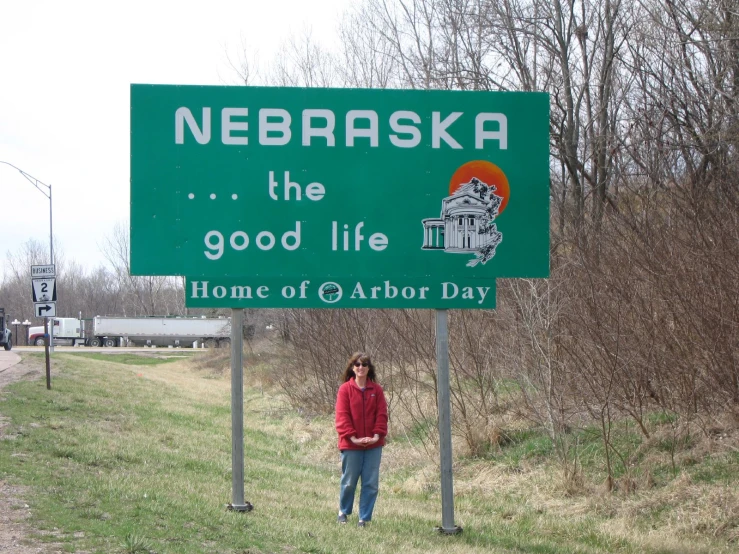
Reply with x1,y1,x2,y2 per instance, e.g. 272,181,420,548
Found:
350,435,380,447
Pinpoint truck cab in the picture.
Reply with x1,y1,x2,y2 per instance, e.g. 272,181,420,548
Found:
0,308,13,350
28,317,84,347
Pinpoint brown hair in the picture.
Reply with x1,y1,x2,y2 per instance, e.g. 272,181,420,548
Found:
341,352,377,383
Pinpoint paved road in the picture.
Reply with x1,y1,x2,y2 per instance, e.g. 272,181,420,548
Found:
12,346,206,354
0,350,21,373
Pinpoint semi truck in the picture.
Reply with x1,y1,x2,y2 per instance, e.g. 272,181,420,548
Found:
0,308,12,350
28,315,231,348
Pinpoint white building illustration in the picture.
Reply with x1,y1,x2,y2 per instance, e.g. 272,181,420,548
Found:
422,178,503,260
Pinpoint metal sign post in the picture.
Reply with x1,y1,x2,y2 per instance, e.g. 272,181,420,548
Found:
435,309,462,534
43,318,51,389
228,308,252,512
48,319,54,353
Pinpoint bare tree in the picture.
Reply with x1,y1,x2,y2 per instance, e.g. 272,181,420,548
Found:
100,222,183,316
221,35,263,86
268,29,339,87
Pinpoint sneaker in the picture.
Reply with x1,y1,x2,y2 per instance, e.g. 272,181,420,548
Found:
357,520,367,528
337,513,348,524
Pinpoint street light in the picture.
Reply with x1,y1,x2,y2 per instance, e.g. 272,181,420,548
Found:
0,161,55,351
22,320,31,346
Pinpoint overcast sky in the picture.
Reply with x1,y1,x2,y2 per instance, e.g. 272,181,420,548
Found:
0,0,350,278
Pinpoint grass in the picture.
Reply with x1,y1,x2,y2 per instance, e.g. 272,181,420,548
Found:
0,350,737,553
66,352,200,365
688,451,739,484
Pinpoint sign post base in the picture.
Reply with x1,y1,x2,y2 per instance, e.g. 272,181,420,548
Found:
226,502,253,512
434,525,463,535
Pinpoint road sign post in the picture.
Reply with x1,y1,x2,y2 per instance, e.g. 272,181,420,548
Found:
434,310,462,534
43,317,51,389
228,308,252,512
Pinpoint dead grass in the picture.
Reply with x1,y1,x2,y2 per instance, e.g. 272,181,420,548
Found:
2,344,739,554
237,345,739,552
21,342,735,552
219,338,739,548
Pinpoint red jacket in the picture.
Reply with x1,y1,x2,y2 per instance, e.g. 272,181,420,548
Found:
335,378,388,451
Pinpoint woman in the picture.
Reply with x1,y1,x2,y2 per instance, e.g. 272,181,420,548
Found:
335,352,388,527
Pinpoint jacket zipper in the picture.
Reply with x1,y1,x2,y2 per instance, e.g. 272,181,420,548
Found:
362,387,367,439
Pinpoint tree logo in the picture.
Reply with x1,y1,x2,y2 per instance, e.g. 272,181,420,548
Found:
319,282,342,304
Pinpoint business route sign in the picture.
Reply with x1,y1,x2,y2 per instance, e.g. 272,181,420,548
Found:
130,85,550,284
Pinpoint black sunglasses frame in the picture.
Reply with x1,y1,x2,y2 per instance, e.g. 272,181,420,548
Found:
353,361,369,367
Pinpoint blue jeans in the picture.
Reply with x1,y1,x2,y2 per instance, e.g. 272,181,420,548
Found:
339,447,383,521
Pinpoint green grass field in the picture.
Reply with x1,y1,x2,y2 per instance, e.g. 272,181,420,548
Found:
0,350,736,553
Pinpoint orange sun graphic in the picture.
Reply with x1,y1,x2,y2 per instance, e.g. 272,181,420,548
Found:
449,160,510,215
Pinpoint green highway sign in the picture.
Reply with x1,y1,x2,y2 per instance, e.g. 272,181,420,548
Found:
185,276,496,309
131,85,549,281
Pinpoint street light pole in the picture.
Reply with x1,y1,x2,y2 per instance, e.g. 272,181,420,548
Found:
49,181,54,276
0,161,55,352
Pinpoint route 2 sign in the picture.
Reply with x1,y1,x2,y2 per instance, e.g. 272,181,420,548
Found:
32,278,57,302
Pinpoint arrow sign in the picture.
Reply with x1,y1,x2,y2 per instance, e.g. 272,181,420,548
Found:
34,302,56,318
32,278,57,302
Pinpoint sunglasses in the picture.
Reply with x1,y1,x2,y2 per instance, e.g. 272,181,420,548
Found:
353,361,369,367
